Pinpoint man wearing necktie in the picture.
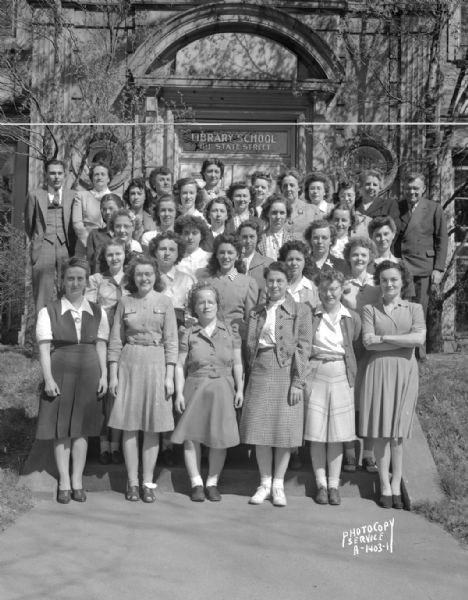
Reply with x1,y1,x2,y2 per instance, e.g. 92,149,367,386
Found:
24,159,77,311
394,172,448,355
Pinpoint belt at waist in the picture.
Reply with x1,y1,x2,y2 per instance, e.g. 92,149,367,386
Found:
257,346,275,353
187,367,232,379
126,338,163,347
310,355,344,363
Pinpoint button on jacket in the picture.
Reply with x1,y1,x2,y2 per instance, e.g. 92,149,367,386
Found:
245,294,312,389
310,306,361,387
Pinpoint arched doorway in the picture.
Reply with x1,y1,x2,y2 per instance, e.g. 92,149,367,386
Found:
127,3,344,183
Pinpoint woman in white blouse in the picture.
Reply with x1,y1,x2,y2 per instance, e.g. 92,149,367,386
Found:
36,257,109,504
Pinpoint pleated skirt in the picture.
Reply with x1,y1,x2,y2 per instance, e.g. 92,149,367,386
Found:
108,345,174,433
240,348,303,448
36,344,102,440
304,360,355,443
171,374,239,449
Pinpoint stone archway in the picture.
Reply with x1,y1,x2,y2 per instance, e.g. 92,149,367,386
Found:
128,3,344,83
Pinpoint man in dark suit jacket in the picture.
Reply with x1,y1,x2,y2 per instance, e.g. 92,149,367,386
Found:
394,172,448,336
24,159,77,311
237,219,273,301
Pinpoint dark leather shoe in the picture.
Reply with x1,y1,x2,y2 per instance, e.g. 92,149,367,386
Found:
205,485,222,502
315,486,328,505
379,495,393,509
72,489,87,502
328,487,341,506
362,457,378,473
57,489,71,504
99,451,111,465
141,485,156,503
125,485,139,502
343,455,357,472
111,450,123,464
191,485,205,502
392,495,404,509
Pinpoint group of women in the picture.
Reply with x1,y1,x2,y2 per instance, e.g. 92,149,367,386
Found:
36,158,426,512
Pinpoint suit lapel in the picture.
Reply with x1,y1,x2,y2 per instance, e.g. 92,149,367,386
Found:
405,201,427,234
37,189,49,228
62,188,74,228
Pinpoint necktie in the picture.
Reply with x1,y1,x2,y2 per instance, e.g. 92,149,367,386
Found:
53,191,60,207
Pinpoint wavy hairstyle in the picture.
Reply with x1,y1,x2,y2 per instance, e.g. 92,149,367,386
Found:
97,237,128,274
260,193,292,221
304,218,337,247
303,171,332,203
123,177,153,213
148,230,186,265
204,196,233,224
125,255,164,294
373,259,413,299
277,239,315,280
174,214,210,243
187,281,221,317
207,233,245,276
343,236,377,265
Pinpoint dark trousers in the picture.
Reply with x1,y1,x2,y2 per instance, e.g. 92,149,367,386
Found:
413,275,431,357
32,240,70,312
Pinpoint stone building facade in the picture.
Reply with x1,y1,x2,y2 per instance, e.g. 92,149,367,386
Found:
1,0,468,346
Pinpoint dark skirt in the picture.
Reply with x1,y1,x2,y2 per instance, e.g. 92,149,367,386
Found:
36,344,103,440
240,348,303,448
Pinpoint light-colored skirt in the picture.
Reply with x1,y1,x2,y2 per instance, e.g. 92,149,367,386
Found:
304,359,355,443
109,344,173,433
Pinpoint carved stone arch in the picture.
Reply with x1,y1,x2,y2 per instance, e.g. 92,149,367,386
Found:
128,3,345,83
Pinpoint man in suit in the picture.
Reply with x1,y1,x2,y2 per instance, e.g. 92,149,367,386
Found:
24,159,77,311
394,172,448,350
237,220,273,301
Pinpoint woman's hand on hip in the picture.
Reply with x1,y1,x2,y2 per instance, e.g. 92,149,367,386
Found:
288,385,303,406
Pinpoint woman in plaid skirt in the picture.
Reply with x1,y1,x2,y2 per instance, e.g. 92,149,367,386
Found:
240,262,312,507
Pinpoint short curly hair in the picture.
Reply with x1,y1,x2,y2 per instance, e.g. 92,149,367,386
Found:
359,169,383,186
303,171,332,202
277,168,302,190
236,218,263,238
204,196,233,224
187,281,221,317
313,268,346,290
373,259,412,299
201,158,225,179
304,219,337,247
277,240,315,280
148,166,172,192
343,236,377,264
125,255,163,294
261,193,292,221
368,215,397,238
148,230,186,265
264,260,289,281
109,208,134,232
174,214,210,242
89,160,113,183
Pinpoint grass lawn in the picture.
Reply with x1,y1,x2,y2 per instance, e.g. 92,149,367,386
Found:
0,347,467,544
415,354,468,546
0,346,40,530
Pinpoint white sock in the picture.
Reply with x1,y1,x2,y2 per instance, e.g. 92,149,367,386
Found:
206,475,218,487
110,442,120,452
191,475,203,487
100,440,110,453
260,476,272,489
316,476,327,489
143,482,157,489
328,477,340,490
272,478,284,489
